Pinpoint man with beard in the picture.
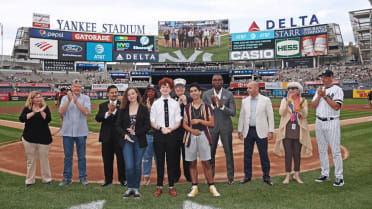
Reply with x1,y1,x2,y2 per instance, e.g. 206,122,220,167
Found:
202,74,236,185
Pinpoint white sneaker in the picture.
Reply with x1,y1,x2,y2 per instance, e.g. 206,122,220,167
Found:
218,139,223,147
187,186,199,197
209,185,220,197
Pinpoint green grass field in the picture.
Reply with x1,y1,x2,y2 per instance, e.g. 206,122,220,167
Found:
0,121,371,209
0,126,23,145
159,35,229,62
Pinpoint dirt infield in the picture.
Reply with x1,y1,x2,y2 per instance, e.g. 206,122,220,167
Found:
3,116,371,185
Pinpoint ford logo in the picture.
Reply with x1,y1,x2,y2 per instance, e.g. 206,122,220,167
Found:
62,44,83,53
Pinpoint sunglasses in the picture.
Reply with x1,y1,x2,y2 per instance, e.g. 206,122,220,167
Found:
288,87,298,90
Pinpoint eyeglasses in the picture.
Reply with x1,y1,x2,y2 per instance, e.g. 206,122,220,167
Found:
288,87,298,90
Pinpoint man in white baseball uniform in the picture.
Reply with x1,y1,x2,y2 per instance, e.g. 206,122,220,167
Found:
310,70,344,187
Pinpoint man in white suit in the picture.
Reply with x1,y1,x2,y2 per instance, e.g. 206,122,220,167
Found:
238,81,274,186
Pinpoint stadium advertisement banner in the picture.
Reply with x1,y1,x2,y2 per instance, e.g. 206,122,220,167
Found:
73,32,112,42
229,49,275,60
29,28,72,40
130,71,151,76
158,19,229,62
0,83,11,87
275,38,301,58
0,92,9,101
232,39,274,51
29,38,58,60
92,84,128,92
305,80,339,85
109,73,129,78
58,41,86,61
275,24,327,39
44,60,75,71
114,35,156,52
301,34,327,56
285,58,313,68
232,70,253,75
258,70,279,76
15,83,51,87
11,92,56,97
230,82,265,89
231,31,274,41
353,90,371,99
86,42,112,62
113,52,158,62
265,82,283,89
32,13,50,29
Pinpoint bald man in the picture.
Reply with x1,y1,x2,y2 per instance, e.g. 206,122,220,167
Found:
237,82,275,186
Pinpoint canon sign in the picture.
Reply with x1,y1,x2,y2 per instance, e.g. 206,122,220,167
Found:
229,49,274,61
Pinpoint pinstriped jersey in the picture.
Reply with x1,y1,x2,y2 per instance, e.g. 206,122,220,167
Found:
312,85,343,118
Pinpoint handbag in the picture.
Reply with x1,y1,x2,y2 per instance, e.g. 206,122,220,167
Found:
285,120,300,140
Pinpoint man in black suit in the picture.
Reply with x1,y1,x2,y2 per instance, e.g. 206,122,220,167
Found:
95,85,126,187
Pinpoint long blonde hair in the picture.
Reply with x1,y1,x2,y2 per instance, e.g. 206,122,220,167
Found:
25,91,45,109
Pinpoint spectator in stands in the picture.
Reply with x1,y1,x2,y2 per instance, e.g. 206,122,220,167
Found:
19,91,53,187
172,78,192,183
273,82,312,184
202,74,236,184
95,85,126,187
151,78,181,197
116,87,150,199
141,84,159,185
59,79,91,186
183,82,220,197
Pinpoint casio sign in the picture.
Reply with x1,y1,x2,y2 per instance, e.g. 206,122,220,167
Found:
62,44,83,53
230,49,274,60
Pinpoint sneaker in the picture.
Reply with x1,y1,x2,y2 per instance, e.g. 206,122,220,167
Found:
315,176,330,183
80,177,88,186
209,185,220,197
187,186,199,197
333,178,344,187
122,190,134,199
133,190,142,199
59,179,72,187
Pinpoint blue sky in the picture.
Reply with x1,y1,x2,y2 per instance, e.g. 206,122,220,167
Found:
0,0,370,55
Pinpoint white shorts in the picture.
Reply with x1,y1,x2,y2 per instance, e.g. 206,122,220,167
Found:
185,131,211,162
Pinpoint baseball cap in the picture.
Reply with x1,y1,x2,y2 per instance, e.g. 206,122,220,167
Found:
320,70,334,77
174,78,186,86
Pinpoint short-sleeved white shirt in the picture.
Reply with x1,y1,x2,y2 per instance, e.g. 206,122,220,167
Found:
150,96,182,128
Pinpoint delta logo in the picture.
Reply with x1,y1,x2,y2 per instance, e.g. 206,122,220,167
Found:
34,41,53,51
249,21,260,32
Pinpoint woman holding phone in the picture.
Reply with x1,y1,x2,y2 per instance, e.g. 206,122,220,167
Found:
116,87,150,199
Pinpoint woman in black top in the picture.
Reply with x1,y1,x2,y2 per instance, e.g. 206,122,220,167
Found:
116,87,150,199
19,91,53,187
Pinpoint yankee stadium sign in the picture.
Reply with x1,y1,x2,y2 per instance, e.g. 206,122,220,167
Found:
57,19,145,34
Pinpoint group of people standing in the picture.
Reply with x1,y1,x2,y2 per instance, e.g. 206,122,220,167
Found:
18,69,345,200
163,27,221,49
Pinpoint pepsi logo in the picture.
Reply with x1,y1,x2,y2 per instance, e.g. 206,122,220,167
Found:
39,30,46,37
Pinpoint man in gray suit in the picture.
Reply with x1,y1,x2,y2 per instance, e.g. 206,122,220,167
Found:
202,74,236,184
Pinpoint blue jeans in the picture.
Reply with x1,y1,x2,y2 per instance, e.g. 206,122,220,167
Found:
62,136,87,180
142,135,156,177
123,134,145,190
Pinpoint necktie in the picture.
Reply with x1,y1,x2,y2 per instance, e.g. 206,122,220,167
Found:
164,99,169,127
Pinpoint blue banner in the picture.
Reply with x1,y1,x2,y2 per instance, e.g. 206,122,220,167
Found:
275,25,327,39
113,52,158,62
29,28,72,40
258,70,279,76
114,35,156,52
109,73,129,77
231,31,274,41
130,71,151,76
232,70,253,75
86,42,112,62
